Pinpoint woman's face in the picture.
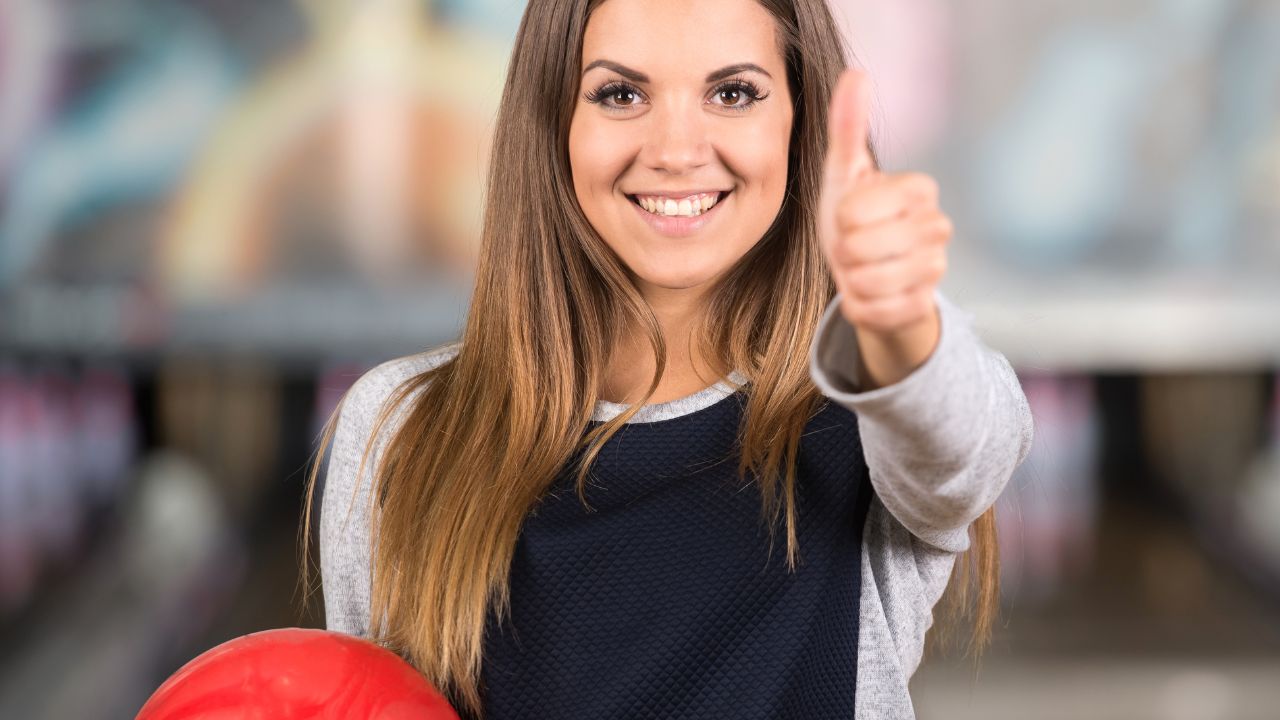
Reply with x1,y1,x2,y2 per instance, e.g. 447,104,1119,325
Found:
569,0,793,297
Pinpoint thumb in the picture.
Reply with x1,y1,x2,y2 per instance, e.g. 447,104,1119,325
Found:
823,68,874,190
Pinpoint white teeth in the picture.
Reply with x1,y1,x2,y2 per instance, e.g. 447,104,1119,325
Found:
635,192,722,218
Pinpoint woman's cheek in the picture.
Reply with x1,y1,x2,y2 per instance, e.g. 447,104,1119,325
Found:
733,119,790,194
569,117,624,189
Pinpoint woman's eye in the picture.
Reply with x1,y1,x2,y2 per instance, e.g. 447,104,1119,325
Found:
719,88,744,106
710,80,767,112
584,82,645,111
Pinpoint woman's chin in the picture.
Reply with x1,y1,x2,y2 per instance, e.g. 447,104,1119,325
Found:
632,267,722,292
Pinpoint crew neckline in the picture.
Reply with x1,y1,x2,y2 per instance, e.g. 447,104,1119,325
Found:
592,369,750,424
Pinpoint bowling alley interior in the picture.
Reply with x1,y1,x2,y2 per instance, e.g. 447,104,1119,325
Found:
1,1,1278,718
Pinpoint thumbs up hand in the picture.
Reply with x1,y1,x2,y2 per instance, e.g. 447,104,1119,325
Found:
817,69,951,389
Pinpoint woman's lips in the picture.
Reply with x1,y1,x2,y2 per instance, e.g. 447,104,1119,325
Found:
627,191,730,238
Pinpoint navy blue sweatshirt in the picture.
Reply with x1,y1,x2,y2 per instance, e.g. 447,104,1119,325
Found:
465,388,873,718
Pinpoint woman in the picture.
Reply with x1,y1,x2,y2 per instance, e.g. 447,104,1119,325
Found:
302,0,1034,717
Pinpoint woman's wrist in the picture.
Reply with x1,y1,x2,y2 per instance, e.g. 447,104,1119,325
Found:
851,301,941,391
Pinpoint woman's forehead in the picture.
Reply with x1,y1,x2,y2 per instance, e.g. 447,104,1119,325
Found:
581,0,784,78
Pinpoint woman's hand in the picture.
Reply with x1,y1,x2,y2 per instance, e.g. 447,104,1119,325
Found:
817,69,952,390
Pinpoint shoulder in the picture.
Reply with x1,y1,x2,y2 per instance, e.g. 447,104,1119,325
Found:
326,341,462,494
346,341,462,409
339,342,462,432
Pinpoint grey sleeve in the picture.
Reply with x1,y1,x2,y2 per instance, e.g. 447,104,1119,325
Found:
808,288,1034,552
319,371,390,638
317,345,458,638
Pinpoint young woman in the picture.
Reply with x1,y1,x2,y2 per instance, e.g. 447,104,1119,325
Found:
302,0,1034,717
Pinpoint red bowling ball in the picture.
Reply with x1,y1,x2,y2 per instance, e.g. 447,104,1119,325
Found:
136,627,460,719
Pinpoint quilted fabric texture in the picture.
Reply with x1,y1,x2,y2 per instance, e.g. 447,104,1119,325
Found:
461,391,873,719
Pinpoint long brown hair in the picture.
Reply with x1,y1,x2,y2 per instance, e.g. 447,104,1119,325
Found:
299,0,999,714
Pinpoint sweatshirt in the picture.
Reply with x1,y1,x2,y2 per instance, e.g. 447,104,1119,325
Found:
319,289,1035,718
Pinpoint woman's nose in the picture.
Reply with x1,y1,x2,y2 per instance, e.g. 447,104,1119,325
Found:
643,101,711,174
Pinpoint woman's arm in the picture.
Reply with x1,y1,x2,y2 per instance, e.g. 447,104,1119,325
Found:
319,374,382,638
318,347,460,637
809,288,1034,552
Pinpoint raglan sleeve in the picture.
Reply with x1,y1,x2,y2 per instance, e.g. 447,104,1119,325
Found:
319,370,389,638
808,288,1034,552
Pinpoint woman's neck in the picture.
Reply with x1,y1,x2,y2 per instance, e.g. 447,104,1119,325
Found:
599,284,727,405
599,342,726,405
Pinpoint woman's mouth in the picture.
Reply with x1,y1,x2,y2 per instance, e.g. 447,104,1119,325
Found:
625,190,731,238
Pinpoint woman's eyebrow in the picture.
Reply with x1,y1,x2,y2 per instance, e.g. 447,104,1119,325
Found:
705,63,772,82
581,60,772,83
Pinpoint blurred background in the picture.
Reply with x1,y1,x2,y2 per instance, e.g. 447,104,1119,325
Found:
0,0,1276,717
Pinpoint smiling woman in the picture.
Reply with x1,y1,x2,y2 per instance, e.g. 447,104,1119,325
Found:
570,0,802,406
302,0,1033,718
570,0,792,304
